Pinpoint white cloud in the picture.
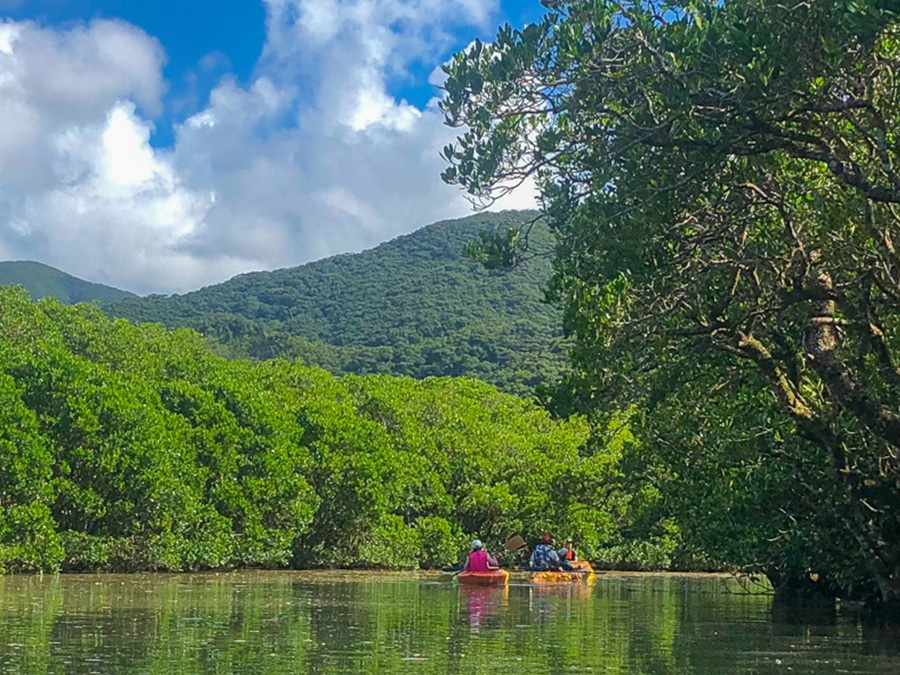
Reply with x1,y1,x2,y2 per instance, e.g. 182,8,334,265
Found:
0,1,534,294
0,22,19,54
0,19,250,291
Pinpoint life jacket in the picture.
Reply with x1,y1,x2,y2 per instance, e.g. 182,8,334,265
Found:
563,548,576,561
467,549,490,572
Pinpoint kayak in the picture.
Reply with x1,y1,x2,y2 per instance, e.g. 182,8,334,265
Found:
528,570,592,584
458,569,510,586
527,561,594,584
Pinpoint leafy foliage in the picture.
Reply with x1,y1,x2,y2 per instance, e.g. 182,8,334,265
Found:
442,0,900,608
0,287,662,573
108,212,568,396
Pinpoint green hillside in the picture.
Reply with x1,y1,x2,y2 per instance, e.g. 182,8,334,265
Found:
109,211,567,395
0,261,135,304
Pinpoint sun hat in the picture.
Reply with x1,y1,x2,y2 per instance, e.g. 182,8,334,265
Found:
471,539,483,550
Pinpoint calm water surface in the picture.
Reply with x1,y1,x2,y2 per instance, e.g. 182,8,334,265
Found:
1,571,898,674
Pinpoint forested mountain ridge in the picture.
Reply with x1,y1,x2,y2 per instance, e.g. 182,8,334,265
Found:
0,261,135,304
108,211,567,395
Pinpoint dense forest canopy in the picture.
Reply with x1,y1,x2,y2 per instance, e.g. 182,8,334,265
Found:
0,261,135,304
442,0,900,610
0,287,674,573
107,212,568,397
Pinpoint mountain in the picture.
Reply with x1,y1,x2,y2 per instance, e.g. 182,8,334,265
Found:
0,261,136,304
108,211,568,396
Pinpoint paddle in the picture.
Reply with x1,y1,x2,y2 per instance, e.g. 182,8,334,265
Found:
504,534,527,552
439,565,465,580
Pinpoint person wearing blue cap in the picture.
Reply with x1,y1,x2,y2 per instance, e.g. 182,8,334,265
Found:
464,538,499,572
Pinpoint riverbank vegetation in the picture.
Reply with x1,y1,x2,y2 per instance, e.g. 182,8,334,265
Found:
0,287,676,573
441,0,900,612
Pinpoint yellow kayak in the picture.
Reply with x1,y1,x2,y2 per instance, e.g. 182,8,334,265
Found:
527,561,594,584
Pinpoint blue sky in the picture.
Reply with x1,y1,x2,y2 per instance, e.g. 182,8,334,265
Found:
2,0,546,147
0,0,547,293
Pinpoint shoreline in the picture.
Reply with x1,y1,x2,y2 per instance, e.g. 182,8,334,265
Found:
0,568,742,581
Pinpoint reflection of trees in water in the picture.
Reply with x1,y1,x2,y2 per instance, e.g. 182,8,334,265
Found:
0,573,315,675
865,624,900,657
1,574,899,674
523,581,594,622
0,574,62,675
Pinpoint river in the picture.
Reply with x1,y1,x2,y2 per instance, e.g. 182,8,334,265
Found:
1,571,898,673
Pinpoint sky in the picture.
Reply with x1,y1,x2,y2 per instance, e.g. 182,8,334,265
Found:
0,0,547,294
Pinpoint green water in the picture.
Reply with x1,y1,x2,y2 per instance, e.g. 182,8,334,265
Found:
1,572,898,674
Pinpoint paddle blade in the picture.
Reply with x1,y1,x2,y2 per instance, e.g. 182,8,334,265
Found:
505,534,527,551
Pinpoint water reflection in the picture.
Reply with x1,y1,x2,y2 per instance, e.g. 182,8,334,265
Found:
0,571,898,674
459,585,507,627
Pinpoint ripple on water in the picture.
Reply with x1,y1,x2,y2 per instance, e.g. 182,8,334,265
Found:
0,572,898,674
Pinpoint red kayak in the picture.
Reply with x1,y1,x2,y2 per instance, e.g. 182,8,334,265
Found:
457,569,509,586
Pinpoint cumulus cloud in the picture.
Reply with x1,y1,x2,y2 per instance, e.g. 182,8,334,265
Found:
0,18,252,291
0,1,536,294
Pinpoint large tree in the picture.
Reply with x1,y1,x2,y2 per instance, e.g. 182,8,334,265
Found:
441,0,900,608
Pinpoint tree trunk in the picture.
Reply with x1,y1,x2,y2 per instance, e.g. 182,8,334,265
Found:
803,269,900,604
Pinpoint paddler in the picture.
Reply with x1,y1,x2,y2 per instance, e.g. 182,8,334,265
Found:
558,539,577,562
464,539,499,571
528,534,562,570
